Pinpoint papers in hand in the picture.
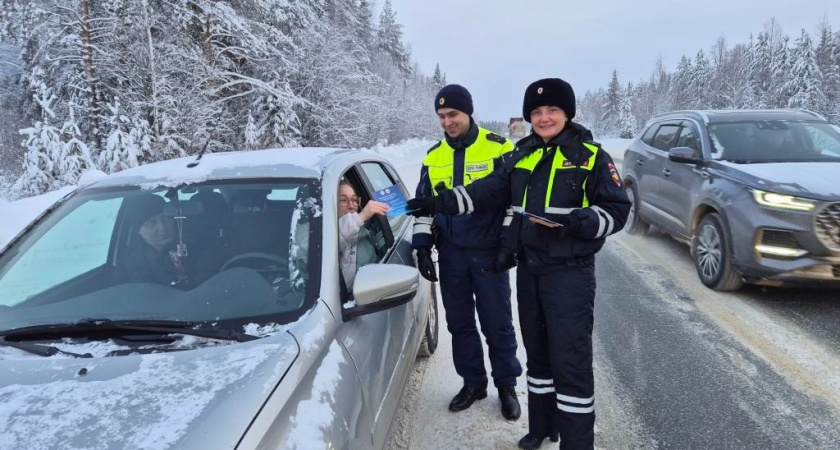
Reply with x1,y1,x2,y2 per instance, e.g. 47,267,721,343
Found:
372,184,411,217
514,208,563,228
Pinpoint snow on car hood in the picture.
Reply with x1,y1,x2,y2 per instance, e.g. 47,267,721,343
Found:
0,332,299,450
717,161,840,200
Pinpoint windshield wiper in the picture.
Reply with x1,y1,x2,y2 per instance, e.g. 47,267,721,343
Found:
1,319,259,343
0,337,92,358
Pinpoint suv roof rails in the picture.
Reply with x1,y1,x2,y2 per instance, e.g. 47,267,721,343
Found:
651,110,710,123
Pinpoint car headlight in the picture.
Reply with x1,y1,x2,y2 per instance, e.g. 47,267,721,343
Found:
751,189,816,211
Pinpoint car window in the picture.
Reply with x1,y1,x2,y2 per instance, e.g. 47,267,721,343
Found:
0,180,319,333
676,124,701,154
0,197,121,305
709,121,840,162
651,124,680,151
336,173,389,292
803,125,840,157
641,125,658,146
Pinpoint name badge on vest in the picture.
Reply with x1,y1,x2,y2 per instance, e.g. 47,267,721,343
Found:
466,162,489,172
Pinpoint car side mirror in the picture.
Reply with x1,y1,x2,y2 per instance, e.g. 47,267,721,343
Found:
668,147,702,164
343,264,419,320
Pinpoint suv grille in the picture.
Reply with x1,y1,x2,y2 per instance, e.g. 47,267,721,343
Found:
815,203,840,252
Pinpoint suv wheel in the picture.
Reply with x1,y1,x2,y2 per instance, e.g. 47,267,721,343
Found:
624,185,649,235
694,213,744,291
418,283,439,357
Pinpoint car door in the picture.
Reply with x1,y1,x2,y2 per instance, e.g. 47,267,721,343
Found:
641,121,681,229
659,121,705,238
336,162,419,447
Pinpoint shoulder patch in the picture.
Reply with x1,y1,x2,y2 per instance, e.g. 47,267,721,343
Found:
426,141,442,154
486,133,507,145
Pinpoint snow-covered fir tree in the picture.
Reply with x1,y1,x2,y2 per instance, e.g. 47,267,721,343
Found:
786,29,826,112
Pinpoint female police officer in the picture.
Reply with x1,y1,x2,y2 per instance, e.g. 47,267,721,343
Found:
408,78,630,450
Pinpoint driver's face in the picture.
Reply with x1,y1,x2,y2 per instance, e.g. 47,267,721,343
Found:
139,213,175,250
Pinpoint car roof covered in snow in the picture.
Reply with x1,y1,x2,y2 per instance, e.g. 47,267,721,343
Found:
85,147,367,189
651,109,828,125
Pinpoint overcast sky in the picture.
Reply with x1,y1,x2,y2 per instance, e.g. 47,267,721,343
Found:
383,0,840,122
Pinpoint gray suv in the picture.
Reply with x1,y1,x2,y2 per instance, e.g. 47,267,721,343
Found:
623,109,840,290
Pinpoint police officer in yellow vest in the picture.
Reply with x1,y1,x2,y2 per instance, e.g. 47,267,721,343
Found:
409,79,630,450
413,84,523,420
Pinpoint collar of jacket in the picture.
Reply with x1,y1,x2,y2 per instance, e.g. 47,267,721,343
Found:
516,122,594,151
444,119,479,151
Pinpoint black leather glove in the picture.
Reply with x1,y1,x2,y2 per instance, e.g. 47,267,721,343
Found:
407,196,440,217
493,247,517,273
416,247,438,282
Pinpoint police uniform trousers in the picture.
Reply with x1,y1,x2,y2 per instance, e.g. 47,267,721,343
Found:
518,256,596,450
437,239,522,389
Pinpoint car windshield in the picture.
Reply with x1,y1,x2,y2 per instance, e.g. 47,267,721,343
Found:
709,120,840,163
0,179,320,334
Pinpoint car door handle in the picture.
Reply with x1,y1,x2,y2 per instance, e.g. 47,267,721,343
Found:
662,168,671,176
636,160,645,166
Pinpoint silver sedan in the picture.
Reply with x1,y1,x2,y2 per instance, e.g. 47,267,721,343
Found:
0,148,439,449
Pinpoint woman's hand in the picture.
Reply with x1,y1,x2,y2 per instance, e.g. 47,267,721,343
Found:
359,200,390,222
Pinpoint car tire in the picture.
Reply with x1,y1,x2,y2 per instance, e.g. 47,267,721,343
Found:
693,213,744,291
624,185,650,235
418,283,439,357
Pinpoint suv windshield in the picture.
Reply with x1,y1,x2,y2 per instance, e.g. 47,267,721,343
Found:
0,179,320,333
709,120,840,163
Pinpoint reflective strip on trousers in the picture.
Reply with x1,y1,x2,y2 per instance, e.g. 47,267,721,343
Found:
556,393,594,414
527,376,554,394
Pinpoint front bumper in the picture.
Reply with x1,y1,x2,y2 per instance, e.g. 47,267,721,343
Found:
727,197,840,286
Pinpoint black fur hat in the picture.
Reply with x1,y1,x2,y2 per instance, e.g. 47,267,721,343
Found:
522,78,575,123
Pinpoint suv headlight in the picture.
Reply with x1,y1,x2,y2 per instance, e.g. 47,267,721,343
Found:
751,189,816,211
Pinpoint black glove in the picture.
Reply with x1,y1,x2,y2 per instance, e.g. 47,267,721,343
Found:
554,213,581,235
407,196,440,217
416,247,438,282
493,247,517,273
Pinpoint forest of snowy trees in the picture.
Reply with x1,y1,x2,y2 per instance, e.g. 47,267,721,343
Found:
579,19,840,139
0,0,445,198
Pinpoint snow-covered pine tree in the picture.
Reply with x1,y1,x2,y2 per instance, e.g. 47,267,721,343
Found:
13,68,65,197
734,36,759,109
377,0,412,77
768,35,792,109
690,50,713,109
601,70,622,136
670,55,693,110
815,24,840,121
432,64,445,91
751,32,774,108
786,29,826,112
617,83,636,138
59,105,95,185
98,99,143,173
243,110,261,150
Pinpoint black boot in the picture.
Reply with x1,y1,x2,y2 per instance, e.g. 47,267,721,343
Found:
448,386,487,412
498,386,521,420
517,432,559,450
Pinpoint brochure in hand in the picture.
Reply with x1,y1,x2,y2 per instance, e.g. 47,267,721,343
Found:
514,208,563,228
371,184,412,217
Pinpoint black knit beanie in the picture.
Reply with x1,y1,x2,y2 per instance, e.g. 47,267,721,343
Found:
522,78,576,123
435,84,473,116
